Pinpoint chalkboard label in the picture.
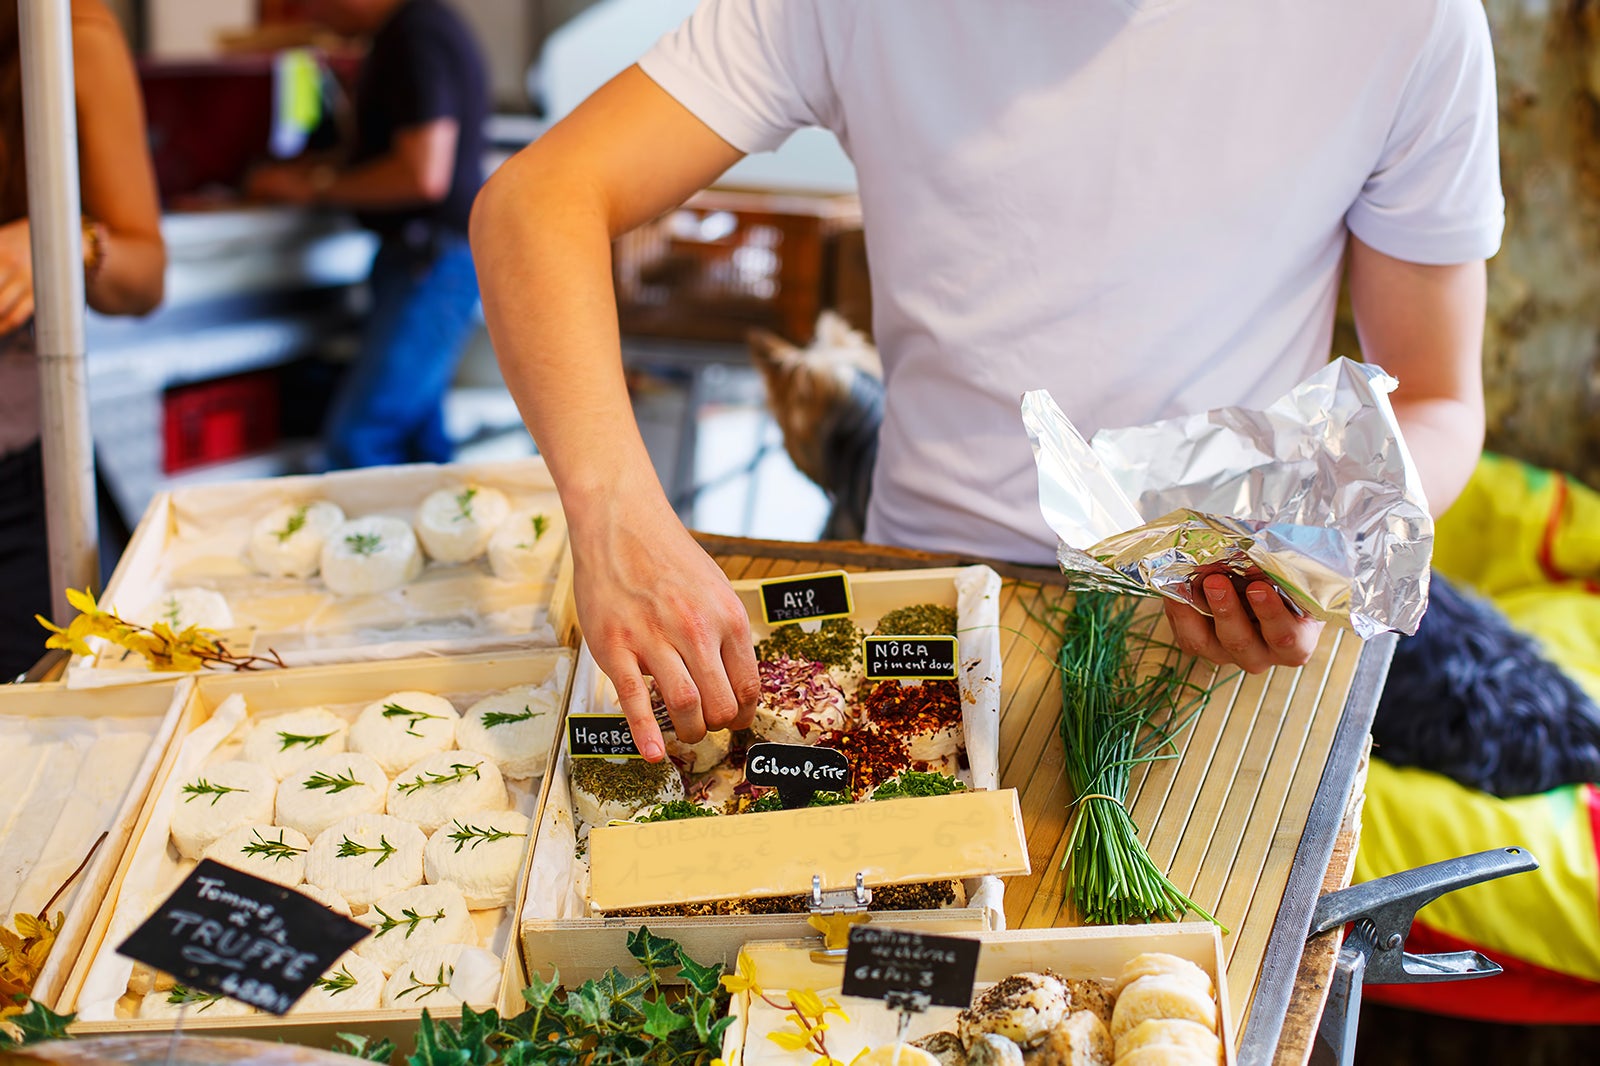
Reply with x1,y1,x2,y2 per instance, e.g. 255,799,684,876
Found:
745,742,851,809
117,859,367,1015
569,714,644,759
760,571,853,625
863,636,960,681
840,925,981,1012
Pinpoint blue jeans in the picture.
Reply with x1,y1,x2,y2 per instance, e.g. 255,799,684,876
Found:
325,234,481,469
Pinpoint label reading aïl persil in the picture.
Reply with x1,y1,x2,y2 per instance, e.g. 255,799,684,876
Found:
840,925,982,1012
863,635,960,681
759,570,853,625
744,742,851,809
117,859,367,1015
569,714,643,759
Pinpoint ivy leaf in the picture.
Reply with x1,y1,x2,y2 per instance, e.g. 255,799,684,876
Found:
521,968,560,1012
625,926,680,974
334,1033,398,1064
690,995,718,1043
0,1000,75,1048
453,1005,505,1066
566,980,612,1028
674,952,725,997
407,1010,473,1066
708,1013,737,1050
640,996,689,1040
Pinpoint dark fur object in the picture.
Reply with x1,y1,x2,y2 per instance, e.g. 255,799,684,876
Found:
1373,572,1600,797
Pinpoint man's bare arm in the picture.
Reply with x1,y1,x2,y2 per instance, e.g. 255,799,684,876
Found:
470,66,757,758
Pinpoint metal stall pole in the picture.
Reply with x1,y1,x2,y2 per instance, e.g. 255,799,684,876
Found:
18,0,96,622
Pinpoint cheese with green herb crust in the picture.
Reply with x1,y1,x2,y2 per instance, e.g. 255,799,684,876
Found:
386,750,508,834
241,706,350,779
349,691,459,775
423,809,530,908
275,751,388,840
320,515,422,595
415,484,510,564
170,760,276,860
354,881,475,976
248,500,345,577
303,813,425,913
201,823,309,888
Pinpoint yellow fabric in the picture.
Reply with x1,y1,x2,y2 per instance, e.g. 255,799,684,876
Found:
1356,759,1600,982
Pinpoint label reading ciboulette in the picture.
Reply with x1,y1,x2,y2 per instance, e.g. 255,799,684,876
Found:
760,570,853,625
745,741,851,808
863,635,959,681
117,859,367,1015
569,713,643,759
840,925,981,1011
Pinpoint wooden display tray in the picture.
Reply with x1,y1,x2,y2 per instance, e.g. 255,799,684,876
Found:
724,925,1234,1066
55,650,574,1048
3,679,191,1010
70,458,577,687
522,566,1015,984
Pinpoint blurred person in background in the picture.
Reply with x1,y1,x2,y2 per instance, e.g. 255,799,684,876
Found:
249,0,489,470
0,0,165,678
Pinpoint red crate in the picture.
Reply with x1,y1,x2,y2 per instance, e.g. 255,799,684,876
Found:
163,370,281,473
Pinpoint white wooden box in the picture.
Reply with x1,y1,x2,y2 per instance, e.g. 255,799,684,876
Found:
69,458,575,687
56,650,573,1048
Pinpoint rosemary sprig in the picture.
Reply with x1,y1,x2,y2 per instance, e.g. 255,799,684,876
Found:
396,761,481,795
167,985,223,1011
240,828,305,863
453,487,478,522
481,703,543,729
514,513,550,549
392,963,453,1002
370,904,446,939
337,834,397,867
161,597,182,627
303,768,365,794
345,532,382,556
277,729,334,751
382,702,444,737
273,504,309,543
181,778,246,806
446,819,526,852
313,965,358,996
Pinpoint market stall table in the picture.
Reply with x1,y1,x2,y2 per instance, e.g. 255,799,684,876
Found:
697,534,1388,1066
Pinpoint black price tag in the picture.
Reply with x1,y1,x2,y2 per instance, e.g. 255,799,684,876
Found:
569,713,643,759
863,636,960,681
760,571,853,625
745,742,851,809
840,925,981,1011
117,859,367,1016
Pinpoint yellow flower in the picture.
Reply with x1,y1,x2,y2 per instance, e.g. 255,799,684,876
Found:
721,950,764,998
768,1028,817,1053
807,912,868,951
64,586,97,614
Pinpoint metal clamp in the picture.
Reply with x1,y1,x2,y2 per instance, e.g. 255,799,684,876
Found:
1311,846,1539,1066
811,872,872,915
808,873,873,962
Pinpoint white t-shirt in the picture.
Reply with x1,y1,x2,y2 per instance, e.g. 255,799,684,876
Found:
639,0,1504,565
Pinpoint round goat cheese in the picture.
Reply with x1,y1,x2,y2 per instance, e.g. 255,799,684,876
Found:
424,810,531,908
487,506,565,582
248,501,346,578
170,760,277,860
296,882,353,917
349,691,459,775
303,813,425,913
294,951,385,1013
355,882,476,976
139,988,255,1019
241,707,350,780
958,971,1070,1050
141,587,234,633
381,944,500,1009
570,757,684,827
387,751,508,834
456,684,562,780
201,824,309,888
276,751,388,841
320,516,423,596
664,727,732,775
415,485,511,564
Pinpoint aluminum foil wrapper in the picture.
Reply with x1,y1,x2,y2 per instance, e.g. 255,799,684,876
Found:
1021,358,1432,638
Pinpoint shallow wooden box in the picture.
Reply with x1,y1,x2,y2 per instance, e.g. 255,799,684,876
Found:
69,457,576,688
521,566,1023,985
55,650,574,1049
725,925,1235,1066
2,679,191,1010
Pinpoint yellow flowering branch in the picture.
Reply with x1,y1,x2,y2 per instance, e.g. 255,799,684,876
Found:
723,952,861,1066
37,587,285,672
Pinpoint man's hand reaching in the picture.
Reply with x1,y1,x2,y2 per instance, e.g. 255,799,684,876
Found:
1163,574,1323,674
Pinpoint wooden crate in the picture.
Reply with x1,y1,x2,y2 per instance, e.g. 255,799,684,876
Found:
56,650,574,1048
3,679,190,1010
725,925,1234,1065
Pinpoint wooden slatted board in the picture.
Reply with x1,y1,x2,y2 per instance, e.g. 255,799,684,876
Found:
703,537,1372,1065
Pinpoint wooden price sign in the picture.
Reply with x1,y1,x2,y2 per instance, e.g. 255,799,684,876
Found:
863,636,959,681
840,925,981,1012
744,742,851,809
759,571,853,625
568,714,644,759
117,859,367,1015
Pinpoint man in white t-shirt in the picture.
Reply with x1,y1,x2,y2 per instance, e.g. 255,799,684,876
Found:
471,0,1503,757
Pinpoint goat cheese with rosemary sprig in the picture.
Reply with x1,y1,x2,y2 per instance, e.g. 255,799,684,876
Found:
355,882,474,976
487,504,566,583
201,824,309,888
170,760,276,860
138,984,255,1019
387,751,508,834
247,500,345,578
380,943,500,1009
275,751,387,840
349,691,459,775
320,515,422,596
303,814,425,913
424,810,531,908
293,952,384,1013
240,706,350,779
415,484,510,564
455,665,568,779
